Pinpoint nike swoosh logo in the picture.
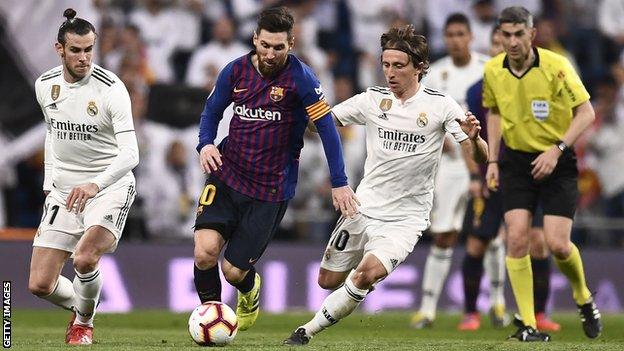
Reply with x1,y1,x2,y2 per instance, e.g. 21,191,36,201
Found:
233,87,248,93
248,257,258,264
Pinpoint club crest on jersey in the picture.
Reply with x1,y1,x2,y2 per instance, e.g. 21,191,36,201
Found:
270,86,285,102
87,101,98,116
51,85,61,100
417,113,428,127
442,71,448,81
379,98,392,112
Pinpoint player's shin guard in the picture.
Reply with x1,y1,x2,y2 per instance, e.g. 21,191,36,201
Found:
553,244,591,305
462,254,484,313
484,236,506,307
232,266,256,294
194,264,221,303
72,268,102,327
301,277,367,337
42,275,77,311
506,255,536,328
531,258,551,314
419,246,453,318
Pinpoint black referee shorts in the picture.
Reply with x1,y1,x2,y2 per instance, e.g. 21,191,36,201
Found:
499,147,579,219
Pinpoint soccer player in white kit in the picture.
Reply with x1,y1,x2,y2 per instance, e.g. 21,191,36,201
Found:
27,9,139,345
410,13,509,330
283,24,488,345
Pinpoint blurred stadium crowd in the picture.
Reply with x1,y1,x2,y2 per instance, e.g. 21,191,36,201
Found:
1,0,624,246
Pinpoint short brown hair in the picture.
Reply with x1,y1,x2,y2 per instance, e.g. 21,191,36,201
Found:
256,6,295,41
380,25,429,81
497,6,533,28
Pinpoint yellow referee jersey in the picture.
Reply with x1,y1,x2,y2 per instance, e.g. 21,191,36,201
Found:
483,47,590,153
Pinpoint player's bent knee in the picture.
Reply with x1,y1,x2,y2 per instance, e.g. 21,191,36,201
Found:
194,248,218,269
548,241,571,259
28,280,54,297
351,269,379,290
72,253,99,274
222,266,247,284
317,274,343,290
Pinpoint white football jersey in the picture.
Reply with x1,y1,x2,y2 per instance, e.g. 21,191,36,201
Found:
422,52,489,175
333,85,468,229
35,64,135,194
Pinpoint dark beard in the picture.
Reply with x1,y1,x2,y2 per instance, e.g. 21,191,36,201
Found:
258,58,286,76
64,60,88,81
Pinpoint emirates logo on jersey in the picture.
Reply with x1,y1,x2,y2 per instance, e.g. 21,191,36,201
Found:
269,86,285,102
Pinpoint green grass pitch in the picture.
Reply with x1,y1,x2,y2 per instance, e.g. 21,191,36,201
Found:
8,310,624,350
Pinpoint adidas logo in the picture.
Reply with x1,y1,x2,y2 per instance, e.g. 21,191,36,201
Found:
103,214,113,222
390,259,398,268
377,113,388,120
48,103,58,110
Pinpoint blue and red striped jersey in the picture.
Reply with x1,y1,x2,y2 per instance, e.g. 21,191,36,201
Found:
197,51,348,201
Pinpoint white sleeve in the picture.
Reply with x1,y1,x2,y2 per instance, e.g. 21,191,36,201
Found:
35,79,53,192
443,96,469,143
91,83,139,190
331,91,369,126
43,127,53,191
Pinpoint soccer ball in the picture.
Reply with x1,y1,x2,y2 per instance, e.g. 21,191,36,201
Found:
188,301,238,346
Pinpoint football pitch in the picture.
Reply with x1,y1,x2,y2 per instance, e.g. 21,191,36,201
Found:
9,310,624,350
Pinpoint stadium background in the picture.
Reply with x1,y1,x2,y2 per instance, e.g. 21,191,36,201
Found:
1,0,624,315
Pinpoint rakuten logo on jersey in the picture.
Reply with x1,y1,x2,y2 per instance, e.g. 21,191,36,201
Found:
234,104,282,121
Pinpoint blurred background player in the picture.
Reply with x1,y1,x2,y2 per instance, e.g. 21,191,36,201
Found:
192,6,359,332
28,8,139,345
485,6,602,341
459,26,559,332
410,13,494,329
284,24,488,346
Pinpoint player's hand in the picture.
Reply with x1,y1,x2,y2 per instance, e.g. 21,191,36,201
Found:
331,185,360,218
485,163,499,191
531,146,560,180
66,183,99,213
456,112,481,140
199,144,222,174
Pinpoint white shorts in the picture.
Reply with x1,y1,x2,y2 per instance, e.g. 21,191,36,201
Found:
429,157,470,233
320,213,422,275
33,181,136,253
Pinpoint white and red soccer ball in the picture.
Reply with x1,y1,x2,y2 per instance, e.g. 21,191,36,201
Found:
188,301,238,346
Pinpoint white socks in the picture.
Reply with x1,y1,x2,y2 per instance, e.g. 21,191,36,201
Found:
72,268,102,327
419,246,453,319
42,275,76,311
484,236,506,307
301,277,368,337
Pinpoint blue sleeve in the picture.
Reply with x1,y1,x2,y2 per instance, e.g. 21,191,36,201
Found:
315,114,349,188
294,60,348,187
466,79,485,123
196,63,234,153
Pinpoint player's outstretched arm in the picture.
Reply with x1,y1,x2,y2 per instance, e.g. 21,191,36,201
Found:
458,112,488,164
485,108,502,190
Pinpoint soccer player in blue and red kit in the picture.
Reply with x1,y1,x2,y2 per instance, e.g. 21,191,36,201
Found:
192,7,359,331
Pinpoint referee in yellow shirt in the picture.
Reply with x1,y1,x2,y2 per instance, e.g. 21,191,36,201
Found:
484,7,602,342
